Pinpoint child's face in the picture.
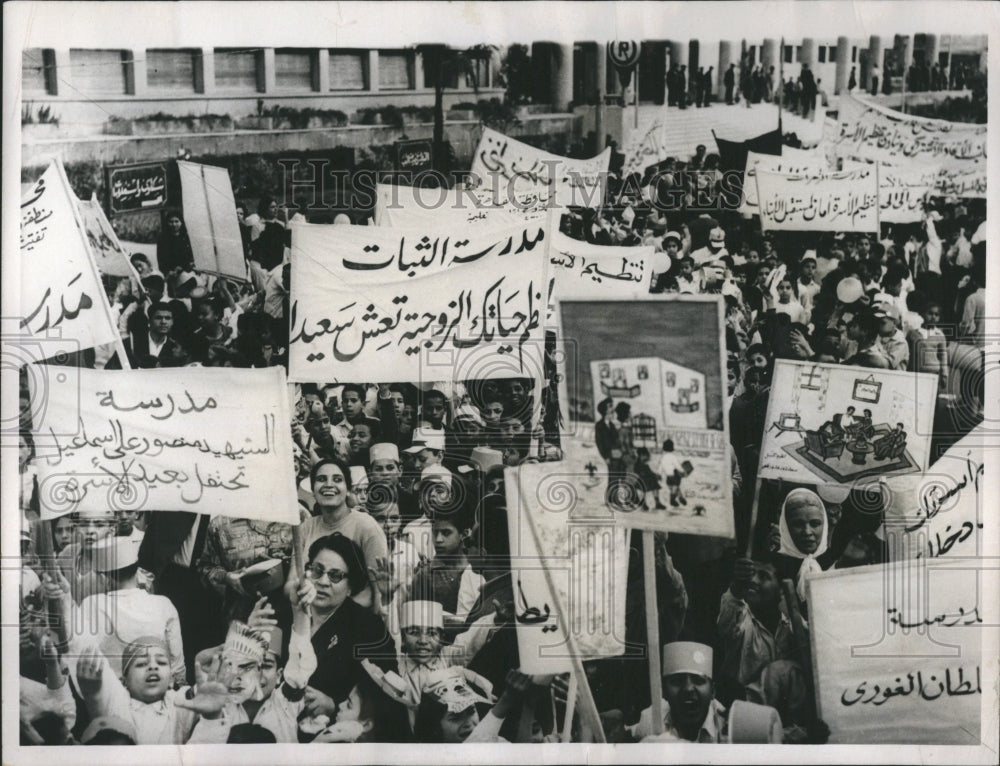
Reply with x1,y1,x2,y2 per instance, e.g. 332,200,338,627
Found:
743,562,780,610
423,396,447,427
786,498,825,554
75,512,116,549
370,459,401,485
680,261,692,276
440,706,479,743
401,625,443,665
800,262,815,281
53,517,74,550
124,647,172,703
777,280,793,302
432,520,465,558
482,401,504,426
750,352,768,369
726,368,738,396
349,424,374,455
372,504,401,538
259,654,281,698
341,391,364,419
923,305,941,326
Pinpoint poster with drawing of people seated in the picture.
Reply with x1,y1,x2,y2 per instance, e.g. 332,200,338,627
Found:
758,360,938,486
555,296,734,537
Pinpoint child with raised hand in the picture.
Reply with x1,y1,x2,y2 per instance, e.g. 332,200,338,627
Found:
361,598,503,727
413,668,533,743
187,578,318,743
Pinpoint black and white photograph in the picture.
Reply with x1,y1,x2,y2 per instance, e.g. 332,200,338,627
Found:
3,2,996,764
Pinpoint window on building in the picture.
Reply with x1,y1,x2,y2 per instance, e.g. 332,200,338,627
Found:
748,45,757,65
784,45,793,64
329,50,366,90
379,50,412,89
818,46,827,63
795,45,802,63
275,48,316,90
70,49,128,95
827,46,837,63
22,48,56,95
215,48,261,92
852,46,858,63
147,49,200,92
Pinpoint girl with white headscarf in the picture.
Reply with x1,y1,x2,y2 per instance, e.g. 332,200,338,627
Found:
776,488,829,603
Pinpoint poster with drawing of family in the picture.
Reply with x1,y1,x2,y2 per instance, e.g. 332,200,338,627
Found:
555,296,733,537
759,360,938,485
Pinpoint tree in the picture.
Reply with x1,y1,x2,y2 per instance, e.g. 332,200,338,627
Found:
416,44,495,177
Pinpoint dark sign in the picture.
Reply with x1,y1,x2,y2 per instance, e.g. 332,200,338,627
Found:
607,40,641,71
394,139,434,173
106,162,169,214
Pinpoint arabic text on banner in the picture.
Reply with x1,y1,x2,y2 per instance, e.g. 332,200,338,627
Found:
754,167,879,232
549,231,652,301
30,367,299,524
757,360,938,485
178,160,247,280
20,163,120,350
291,218,548,281
470,127,610,208
739,151,833,214
374,183,549,227
833,95,986,167
877,165,939,224
808,563,983,745
76,196,138,279
881,425,985,561
621,121,668,178
289,238,548,383
506,462,629,673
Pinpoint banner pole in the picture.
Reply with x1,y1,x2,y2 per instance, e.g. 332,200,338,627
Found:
642,530,664,736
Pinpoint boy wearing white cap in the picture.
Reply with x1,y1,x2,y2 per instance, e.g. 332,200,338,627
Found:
76,537,187,686
629,641,727,742
363,599,501,724
400,463,452,563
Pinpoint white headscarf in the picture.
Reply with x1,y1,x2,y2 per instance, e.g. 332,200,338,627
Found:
778,488,829,603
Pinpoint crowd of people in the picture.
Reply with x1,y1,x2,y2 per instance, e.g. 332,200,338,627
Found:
18,84,988,747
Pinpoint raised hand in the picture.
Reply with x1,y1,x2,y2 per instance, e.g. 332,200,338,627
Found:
175,681,230,717
367,557,393,598
76,647,104,697
302,686,338,719
248,596,278,630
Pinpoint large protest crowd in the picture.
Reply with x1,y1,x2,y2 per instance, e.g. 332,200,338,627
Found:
18,73,988,748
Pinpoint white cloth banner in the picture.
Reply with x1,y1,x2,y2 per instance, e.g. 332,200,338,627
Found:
621,121,668,178
934,164,987,199
76,196,137,279
470,127,610,208
289,235,548,383
549,232,652,301
833,95,986,168
808,563,983,745
878,165,938,224
881,426,985,561
374,183,548,227
506,462,628,673
740,151,833,214
755,166,879,232
178,160,247,280
30,367,299,524
290,219,548,281
20,162,120,350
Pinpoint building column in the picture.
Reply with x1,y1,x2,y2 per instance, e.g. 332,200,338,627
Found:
925,34,939,66
900,35,914,70
717,40,732,99
834,36,850,94
761,38,777,69
51,49,72,96
317,49,330,92
199,48,215,95
553,43,574,111
262,48,277,93
800,38,816,69
863,35,882,90
367,50,379,92
129,49,148,96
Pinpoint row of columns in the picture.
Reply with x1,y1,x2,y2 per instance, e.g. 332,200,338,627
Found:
538,32,964,111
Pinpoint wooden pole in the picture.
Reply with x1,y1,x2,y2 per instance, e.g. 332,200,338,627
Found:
561,672,579,742
642,530,664,736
